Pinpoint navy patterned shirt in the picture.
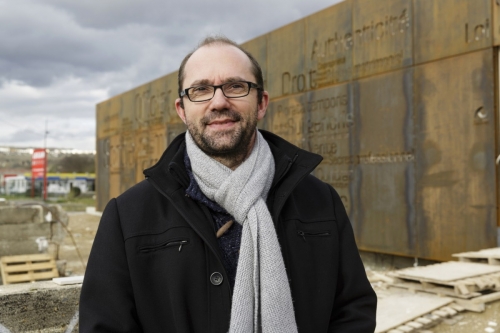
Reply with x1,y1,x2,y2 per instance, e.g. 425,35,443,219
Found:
184,151,242,291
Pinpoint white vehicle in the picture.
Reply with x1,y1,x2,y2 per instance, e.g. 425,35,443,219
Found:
46,177,90,195
4,175,28,195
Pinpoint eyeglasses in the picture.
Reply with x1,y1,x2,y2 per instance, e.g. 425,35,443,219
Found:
180,81,262,102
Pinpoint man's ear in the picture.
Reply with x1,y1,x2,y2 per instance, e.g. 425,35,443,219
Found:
175,98,187,124
257,91,269,121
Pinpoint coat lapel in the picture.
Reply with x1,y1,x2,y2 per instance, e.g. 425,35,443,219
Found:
144,134,225,268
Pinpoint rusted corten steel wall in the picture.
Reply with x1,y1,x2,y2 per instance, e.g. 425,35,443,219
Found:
96,0,500,261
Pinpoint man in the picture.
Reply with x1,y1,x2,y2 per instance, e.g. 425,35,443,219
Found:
80,36,377,332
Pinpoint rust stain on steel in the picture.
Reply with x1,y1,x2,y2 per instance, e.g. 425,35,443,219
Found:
413,0,491,64
265,94,307,150
96,138,110,212
350,69,415,256
306,84,354,216
96,0,499,260
304,0,352,87
414,49,497,259
266,21,307,99
493,0,500,45
241,35,269,90
352,0,412,78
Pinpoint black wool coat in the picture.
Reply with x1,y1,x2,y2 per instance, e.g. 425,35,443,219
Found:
79,130,377,333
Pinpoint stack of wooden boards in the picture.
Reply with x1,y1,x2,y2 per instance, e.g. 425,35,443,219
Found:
374,247,500,333
0,253,59,285
375,289,465,333
453,247,500,266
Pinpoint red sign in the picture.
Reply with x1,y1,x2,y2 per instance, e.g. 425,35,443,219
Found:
32,148,47,178
32,148,47,199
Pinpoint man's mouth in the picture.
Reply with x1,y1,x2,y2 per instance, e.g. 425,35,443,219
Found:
202,111,242,129
206,118,238,130
208,118,236,125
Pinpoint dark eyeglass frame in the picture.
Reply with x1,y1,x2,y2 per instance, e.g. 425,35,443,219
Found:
179,81,262,102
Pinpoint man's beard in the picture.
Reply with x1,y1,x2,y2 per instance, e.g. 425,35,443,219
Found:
186,109,258,161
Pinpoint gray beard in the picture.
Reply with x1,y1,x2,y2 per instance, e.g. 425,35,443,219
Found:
186,109,257,163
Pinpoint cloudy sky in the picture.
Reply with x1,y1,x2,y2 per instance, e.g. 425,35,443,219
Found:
0,0,343,151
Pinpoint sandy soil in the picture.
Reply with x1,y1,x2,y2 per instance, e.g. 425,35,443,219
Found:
57,212,100,277
59,212,500,333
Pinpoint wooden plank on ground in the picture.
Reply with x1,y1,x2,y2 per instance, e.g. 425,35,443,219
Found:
3,262,56,273
375,291,453,333
453,290,500,313
388,279,481,299
453,247,500,265
1,254,52,263
0,253,58,285
389,263,500,296
391,262,500,283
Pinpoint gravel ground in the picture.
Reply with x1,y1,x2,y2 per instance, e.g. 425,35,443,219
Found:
59,211,500,333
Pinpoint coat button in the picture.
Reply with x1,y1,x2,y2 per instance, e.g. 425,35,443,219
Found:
210,272,223,286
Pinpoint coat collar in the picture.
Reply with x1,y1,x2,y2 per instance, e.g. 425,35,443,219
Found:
258,130,323,220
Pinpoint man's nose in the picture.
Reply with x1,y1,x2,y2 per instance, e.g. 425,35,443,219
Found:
209,87,231,110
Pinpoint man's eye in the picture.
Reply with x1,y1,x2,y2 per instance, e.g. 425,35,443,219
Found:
227,83,245,90
192,86,210,92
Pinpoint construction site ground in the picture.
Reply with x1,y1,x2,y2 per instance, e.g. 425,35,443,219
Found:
59,211,500,333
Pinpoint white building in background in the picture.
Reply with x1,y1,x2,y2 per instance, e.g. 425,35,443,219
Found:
2,175,28,195
0,174,94,196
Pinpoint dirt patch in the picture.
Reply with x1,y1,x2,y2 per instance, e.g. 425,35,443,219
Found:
57,212,100,277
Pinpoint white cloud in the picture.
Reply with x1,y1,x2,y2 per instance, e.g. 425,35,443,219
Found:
0,0,343,151
0,77,106,149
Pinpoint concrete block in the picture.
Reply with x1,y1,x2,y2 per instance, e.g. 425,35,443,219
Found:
0,206,43,224
0,223,51,241
0,240,43,258
0,203,68,261
0,223,52,258
45,204,69,225
0,281,80,332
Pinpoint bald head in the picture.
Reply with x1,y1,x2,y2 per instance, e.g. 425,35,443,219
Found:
177,36,264,108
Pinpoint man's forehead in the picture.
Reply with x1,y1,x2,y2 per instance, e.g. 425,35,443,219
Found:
183,44,254,86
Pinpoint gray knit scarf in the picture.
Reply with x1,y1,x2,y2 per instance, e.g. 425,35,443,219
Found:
185,130,298,333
